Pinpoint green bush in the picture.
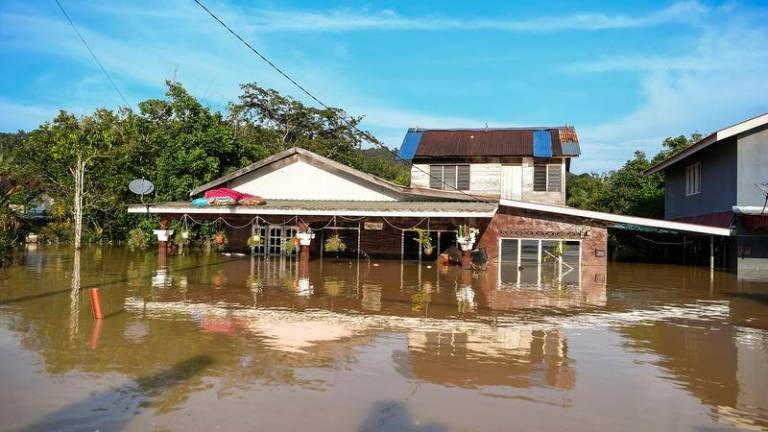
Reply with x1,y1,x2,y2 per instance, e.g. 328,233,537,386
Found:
127,227,150,251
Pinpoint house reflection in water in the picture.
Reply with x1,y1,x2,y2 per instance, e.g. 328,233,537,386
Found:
397,326,574,391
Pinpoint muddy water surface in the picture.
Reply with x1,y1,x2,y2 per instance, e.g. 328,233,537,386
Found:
0,247,767,431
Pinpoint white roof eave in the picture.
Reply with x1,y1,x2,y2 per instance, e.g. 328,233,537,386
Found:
500,199,731,236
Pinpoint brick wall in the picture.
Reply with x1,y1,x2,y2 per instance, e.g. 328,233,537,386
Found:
476,207,608,269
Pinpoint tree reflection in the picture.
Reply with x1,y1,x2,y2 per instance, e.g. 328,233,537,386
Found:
68,249,80,342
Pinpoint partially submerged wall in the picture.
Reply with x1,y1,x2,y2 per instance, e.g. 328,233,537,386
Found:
476,207,608,269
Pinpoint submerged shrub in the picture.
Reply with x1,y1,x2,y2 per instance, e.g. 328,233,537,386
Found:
127,228,149,251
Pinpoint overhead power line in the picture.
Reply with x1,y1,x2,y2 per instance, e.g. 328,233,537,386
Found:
54,0,130,107
191,0,485,201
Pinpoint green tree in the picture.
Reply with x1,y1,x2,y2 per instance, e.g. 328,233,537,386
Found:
567,133,702,218
19,110,118,248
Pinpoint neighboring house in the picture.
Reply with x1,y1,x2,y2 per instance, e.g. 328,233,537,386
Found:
399,127,581,205
646,112,768,276
8,194,53,218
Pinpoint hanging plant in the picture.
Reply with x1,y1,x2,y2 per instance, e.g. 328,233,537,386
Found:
174,230,190,247
324,233,347,253
214,231,227,245
413,228,434,256
283,236,299,255
247,234,263,250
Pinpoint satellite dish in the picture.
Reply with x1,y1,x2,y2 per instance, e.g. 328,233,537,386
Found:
129,179,155,196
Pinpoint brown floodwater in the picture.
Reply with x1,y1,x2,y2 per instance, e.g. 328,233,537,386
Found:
0,246,767,431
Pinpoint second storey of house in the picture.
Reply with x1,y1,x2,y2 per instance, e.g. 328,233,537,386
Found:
399,127,581,205
645,112,768,225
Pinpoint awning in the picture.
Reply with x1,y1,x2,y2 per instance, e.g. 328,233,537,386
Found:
128,200,499,218
499,199,731,236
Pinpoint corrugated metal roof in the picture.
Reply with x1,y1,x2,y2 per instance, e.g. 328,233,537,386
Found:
412,127,576,158
560,142,581,156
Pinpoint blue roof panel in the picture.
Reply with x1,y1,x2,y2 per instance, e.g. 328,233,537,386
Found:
533,130,553,158
398,130,423,160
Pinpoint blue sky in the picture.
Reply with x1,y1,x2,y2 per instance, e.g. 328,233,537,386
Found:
1,0,767,172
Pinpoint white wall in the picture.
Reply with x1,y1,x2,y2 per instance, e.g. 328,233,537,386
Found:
229,160,398,201
411,159,566,204
410,164,430,188
470,163,502,194
737,127,768,206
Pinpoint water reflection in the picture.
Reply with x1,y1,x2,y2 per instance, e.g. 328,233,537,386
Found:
0,247,766,431
397,326,573,390
68,249,81,342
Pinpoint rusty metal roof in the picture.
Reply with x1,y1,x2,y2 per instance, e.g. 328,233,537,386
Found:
412,127,578,158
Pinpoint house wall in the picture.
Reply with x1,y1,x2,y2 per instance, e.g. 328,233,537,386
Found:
520,157,566,205
664,138,737,220
229,160,399,202
475,207,608,270
411,163,502,195
737,126,768,207
411,159,566,205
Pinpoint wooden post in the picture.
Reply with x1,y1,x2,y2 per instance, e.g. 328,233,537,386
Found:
89,288,104,320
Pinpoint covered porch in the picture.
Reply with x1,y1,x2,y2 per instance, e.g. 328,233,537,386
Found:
128,200,498,263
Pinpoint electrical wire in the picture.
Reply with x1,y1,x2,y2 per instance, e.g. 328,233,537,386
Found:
191,0,487,202
54,0,130,107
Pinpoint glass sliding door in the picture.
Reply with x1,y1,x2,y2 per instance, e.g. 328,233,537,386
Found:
498,238,582,287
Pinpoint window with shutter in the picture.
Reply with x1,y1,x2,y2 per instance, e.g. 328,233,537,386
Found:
443,165,457,190
428,164,471,190
547,164,562,192
533,164,547,192
457,165,470,190
429,165,442,189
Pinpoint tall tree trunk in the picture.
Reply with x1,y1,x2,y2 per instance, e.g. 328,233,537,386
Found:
73,155,84,250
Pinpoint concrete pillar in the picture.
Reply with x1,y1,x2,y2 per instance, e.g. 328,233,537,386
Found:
461,250,472,269
154,219,172,258
297,228,314,276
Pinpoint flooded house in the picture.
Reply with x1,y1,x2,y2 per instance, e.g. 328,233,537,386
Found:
129,126,730,287
646,113,768,278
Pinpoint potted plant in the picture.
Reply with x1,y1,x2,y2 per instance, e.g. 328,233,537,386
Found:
247,233,262,254
456,225,478,252
324,233,347,253
283,236,299,255
297,230,315,246
174,229,191,254
212,231,227,252
214,231,227,245
413,228,434,256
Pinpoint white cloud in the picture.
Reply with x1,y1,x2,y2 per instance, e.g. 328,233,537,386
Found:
233,1,707,33
573,22,768,173
0,100,60,131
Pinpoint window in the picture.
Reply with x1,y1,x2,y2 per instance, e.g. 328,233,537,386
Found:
499,238,581,286
533,163,562,192
429,165,470,190
686,162,701,196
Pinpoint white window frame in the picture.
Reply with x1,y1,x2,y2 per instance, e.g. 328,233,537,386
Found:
497,237,581,287
685,162,701,196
